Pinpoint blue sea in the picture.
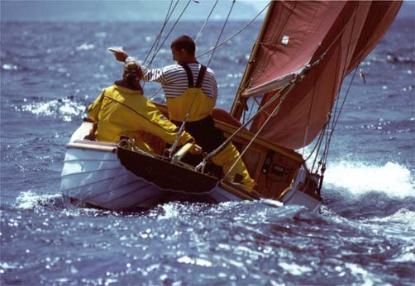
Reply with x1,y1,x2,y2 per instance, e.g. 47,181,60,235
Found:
1,16,414,286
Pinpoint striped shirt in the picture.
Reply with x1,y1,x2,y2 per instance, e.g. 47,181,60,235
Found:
142,63,218,100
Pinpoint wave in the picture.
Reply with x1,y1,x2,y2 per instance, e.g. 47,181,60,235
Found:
13,191,303,222
151,200,302,223
364,208,415,225
324,161,414,198
19,98,85,122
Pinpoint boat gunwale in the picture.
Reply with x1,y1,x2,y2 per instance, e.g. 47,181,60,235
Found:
66,139,117,153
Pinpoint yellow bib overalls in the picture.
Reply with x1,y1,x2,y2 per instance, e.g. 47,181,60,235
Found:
166,64,255,190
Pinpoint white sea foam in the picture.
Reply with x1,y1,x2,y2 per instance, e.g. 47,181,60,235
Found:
20,98,85,122
278,262,312,276
344,263,384,286
324,161,415,198
15,191,62,209
14,191,103,216
76,42,95,51
157,203,180,220
390,245,415,262
177,256,213,267
365,208,415,225
0,262,21,271
361,209,415,246
2,63,18,70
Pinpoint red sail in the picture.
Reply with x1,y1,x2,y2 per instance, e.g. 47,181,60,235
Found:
234,1,401,149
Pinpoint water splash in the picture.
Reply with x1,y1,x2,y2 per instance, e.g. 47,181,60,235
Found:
15,191,63,210
2,64,18,71
13,191,115,218
20,98,85,122
325,161,415,198
156,202,181,220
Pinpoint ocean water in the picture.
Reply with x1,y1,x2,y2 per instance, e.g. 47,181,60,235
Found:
1,17,414,286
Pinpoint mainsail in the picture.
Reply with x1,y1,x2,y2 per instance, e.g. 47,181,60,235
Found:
230,1,402,149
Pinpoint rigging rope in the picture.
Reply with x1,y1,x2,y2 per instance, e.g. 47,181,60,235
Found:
222,82,295,178
196,51,327,174
303,7,360,177
146,0,192,68
143,0,177,65
206,0,236,67
139,1,280,174
301,72,319,156
201,2,269,59
318,6,360,169
145,0,191,98
309,122,327,172
321,65,359,165
148,2,268,100
194,0,219,43
195,70,303,172
169,0,236,157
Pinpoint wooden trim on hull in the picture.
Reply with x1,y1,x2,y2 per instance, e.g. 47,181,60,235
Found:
67,140,117,152
214,120,303,163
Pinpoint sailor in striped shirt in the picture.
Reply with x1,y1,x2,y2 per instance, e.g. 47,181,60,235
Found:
143,63,218,101
113,35,255,191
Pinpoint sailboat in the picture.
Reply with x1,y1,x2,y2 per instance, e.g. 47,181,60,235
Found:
61,1,402,211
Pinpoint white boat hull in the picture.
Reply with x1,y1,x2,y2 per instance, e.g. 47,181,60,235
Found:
60,142,321,211
61,146,166,210
61,142,242,210
60,123,321,211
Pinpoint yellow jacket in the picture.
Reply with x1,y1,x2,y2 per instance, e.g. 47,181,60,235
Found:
87,84,193,151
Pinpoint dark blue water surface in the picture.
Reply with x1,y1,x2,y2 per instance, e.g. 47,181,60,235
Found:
1,17,414,286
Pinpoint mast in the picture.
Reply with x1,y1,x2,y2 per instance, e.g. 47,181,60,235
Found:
230,1,274,120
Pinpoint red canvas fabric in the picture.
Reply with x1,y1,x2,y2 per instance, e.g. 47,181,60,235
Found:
243,1,401,149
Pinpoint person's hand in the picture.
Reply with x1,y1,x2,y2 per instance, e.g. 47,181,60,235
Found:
114,51,128,62
84,133,95,141
189,144,202,155
108,47,128,62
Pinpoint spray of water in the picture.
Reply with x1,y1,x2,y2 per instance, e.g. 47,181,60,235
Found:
15,190,63,209
325,161,415,198
20,98,85,122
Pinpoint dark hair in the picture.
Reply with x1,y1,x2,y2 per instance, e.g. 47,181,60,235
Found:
170,35,195,55
122,61,143,92
123,61,142,80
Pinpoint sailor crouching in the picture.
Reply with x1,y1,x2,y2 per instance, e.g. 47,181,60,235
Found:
86,60,198,154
